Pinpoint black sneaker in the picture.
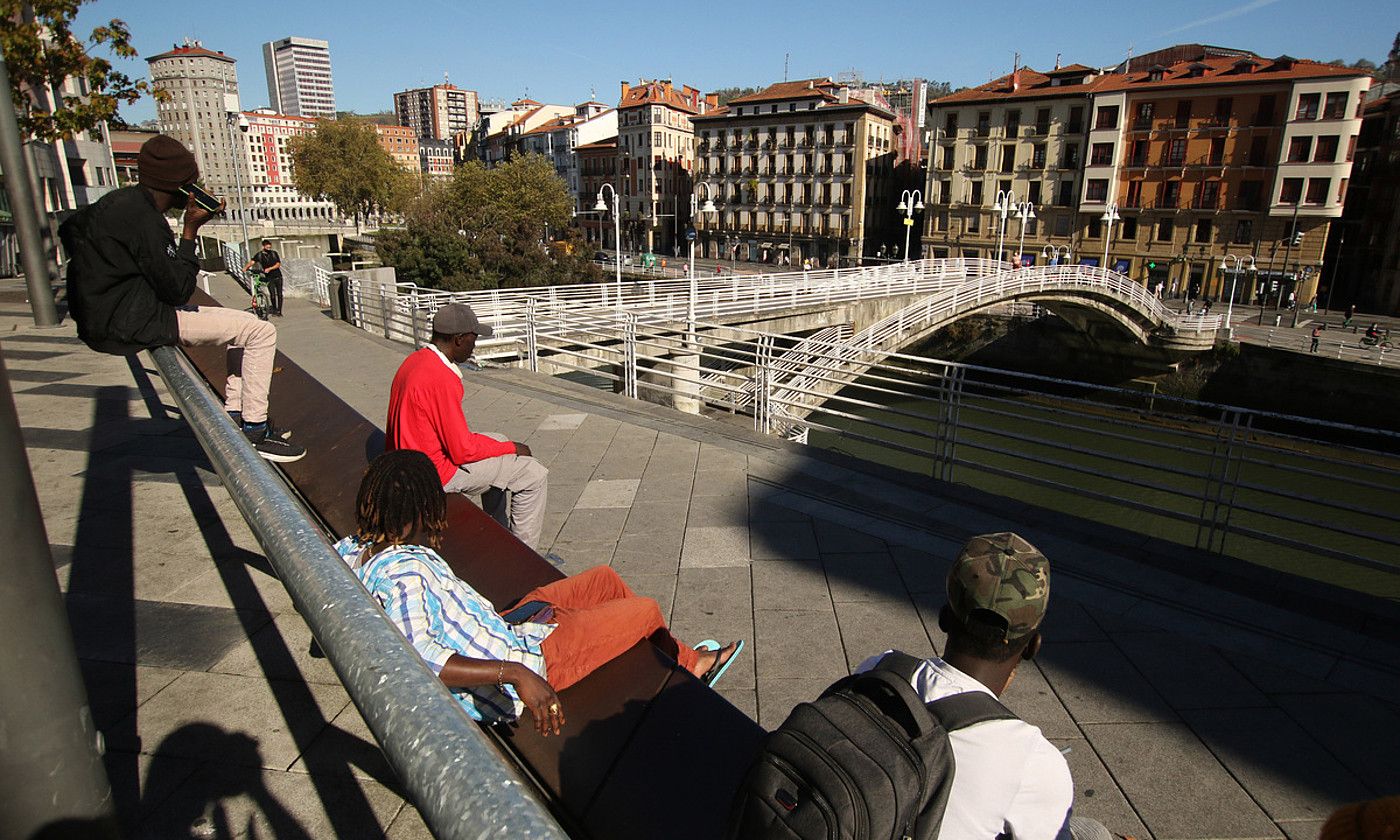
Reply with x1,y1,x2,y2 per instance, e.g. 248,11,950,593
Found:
231,412,291,440
244,425,306,463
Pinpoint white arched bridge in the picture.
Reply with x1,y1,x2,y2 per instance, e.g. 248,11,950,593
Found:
325,257,1224,427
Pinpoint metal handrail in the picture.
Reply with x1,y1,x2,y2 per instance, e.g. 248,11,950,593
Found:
148,345,567,840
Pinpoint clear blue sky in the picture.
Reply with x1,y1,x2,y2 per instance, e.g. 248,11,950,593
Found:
83,0,1396,123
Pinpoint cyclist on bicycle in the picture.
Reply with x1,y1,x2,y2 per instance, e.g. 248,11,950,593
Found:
1365,323,1381,342
244,240,284,316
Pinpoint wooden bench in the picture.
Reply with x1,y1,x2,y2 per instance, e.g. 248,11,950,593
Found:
179,294,765,839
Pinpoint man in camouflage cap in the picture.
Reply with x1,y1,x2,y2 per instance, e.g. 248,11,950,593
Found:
855,531,1080,839
946,531,1050,645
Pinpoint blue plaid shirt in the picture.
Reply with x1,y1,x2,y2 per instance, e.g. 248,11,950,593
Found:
335,536,554,723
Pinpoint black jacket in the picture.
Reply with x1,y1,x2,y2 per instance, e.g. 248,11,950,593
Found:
60,186,199,355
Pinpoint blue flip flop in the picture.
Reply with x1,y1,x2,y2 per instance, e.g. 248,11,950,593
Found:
700,639,745,688
694,639,720,652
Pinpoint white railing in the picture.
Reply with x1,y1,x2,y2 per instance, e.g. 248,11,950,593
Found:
514,304,1400,576
1263,329,1399,368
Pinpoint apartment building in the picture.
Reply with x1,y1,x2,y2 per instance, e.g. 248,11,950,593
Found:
240,109,337,221
473,99,575,167
518,102,617,208
419,138,455,180
616,79,713,256
923,64,1109,264
395,83,479,142
578,138,619,247
691,78,897,266
1329,90,1400,314
262,36,336,119
1086,54,1369,304
146,40,243,195
375,124,422,173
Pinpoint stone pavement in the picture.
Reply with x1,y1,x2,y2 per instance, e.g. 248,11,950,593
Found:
5,272,1399,840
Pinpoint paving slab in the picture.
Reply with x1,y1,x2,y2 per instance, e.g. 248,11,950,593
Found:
822,551,908,603
574,478,640,509
752,559,832,613
681,524,752,568
1082,722,1282,840
1048,737,1153,839
1037,642,1178,725
1112,632,1271,709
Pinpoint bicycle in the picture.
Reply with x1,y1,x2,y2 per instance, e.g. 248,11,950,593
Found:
247,267,271,321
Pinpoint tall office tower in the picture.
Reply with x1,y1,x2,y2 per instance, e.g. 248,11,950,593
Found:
263,36,336,119
146,39,243,194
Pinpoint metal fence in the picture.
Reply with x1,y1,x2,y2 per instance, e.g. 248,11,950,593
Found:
148,345,568,840
517,304,1398,580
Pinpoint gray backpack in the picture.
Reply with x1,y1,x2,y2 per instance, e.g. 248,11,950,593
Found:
726,651,1017,840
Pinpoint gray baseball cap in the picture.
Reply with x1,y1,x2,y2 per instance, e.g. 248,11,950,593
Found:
431,303,494,337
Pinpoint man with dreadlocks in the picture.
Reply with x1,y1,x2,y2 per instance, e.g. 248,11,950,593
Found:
386,303,548,549
337,451,743,735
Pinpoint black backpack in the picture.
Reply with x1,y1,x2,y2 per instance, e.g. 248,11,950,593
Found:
726,651,1018,840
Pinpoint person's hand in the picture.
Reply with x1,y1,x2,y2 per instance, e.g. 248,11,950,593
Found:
514,442,532,458
182,199,224,233
510,665,564,736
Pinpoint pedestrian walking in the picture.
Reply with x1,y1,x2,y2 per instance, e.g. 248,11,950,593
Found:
1310,324,1322,353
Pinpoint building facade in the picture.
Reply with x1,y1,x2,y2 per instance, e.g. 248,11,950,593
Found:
394,84,479,142
1328,90,1400,314
615,79,715,257
262,36,336,119
518,102,617,208
1087,55,1369,304
577,138,619,247
146,39,243,195
923,64,1108,265
923,50,1370,308
374,124,422,174
419,138,456,180
692,78,897,267
239,109,337,221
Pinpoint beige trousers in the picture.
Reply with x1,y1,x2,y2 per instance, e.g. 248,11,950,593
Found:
443,433,549,550
175,306,277,424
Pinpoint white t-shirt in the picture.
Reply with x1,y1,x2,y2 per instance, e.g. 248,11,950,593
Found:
855,652,1073,840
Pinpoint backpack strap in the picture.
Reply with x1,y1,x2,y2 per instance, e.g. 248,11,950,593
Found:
871,650,929,682
927,690,1018,732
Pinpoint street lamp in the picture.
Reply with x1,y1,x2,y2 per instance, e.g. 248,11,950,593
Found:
992,189,1015,265
594,183,622,305
1042,244,1072,266
1100,203,1121,272
1014,200,1036,268
688,182,717,342
896,188,924,263
1219,253,1256,338
226,111,251,264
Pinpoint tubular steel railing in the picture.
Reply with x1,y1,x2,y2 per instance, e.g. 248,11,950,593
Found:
148,345,568,840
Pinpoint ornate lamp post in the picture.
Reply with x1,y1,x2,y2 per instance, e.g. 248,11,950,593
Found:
594,183,622,305
688,182,717,342
896,188,924,262
1100,203,1121,271
1219,253,1256,338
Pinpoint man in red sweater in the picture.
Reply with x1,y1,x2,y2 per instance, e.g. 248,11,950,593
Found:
387,304,549,549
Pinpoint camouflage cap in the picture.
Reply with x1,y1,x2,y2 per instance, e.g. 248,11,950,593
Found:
946,532,1050,641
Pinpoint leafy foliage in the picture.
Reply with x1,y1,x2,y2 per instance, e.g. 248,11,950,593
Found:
710,86,761,106
0,0,159,141
377,154,600,292
288,119,414,226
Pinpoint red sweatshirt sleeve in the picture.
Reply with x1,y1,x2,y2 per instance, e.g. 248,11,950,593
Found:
428,368,517,466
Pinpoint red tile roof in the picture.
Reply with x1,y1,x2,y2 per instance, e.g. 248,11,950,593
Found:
1092,55,1369,93
932,67,1111,105
146,44,235,63
619,81,700,114
577,139,618,152
727,78,840,105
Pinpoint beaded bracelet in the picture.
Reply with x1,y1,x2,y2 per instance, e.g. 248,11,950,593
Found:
496,660,506,691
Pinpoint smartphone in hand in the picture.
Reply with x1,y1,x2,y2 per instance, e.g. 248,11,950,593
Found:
180,183,223,212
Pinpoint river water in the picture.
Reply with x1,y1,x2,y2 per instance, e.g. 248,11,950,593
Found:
805,361,1400,602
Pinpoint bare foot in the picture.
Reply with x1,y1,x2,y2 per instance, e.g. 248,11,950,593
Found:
691,642,738,678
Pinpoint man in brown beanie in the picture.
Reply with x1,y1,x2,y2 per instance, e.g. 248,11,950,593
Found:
60,134,305,462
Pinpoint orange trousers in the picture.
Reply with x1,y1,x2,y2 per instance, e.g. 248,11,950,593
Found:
520,566,700,690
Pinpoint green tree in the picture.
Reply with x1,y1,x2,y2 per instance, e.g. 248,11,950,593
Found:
378,153,599,291
288,119,414,229
0,0,158,141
